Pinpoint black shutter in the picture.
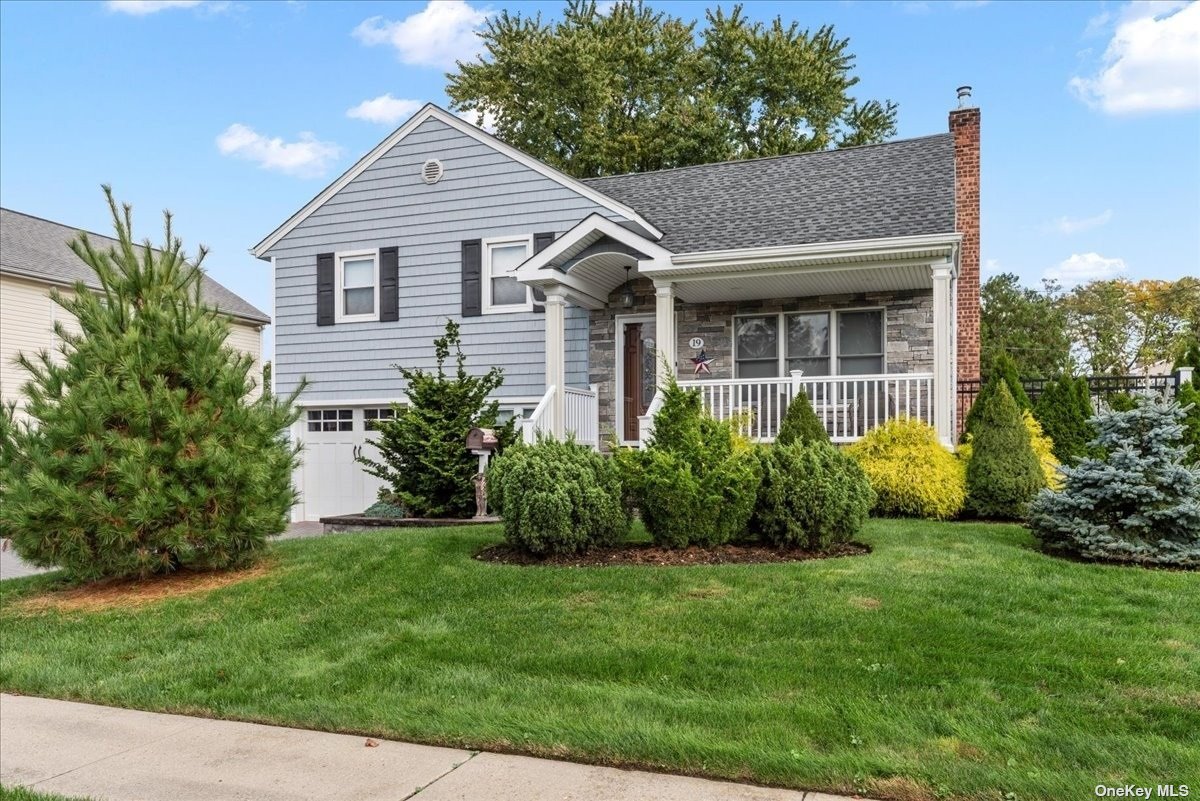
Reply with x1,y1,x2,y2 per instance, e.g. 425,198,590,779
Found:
531,231,555,313
461,239,482,317
380,246,399,322
316,252,335,326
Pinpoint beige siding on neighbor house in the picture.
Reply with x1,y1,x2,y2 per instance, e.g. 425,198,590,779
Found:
1,273,264,409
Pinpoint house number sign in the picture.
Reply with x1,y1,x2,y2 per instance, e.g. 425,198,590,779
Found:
688,337,704,349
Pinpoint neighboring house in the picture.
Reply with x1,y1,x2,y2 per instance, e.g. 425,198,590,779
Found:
0,208,270,412
255,91,981,521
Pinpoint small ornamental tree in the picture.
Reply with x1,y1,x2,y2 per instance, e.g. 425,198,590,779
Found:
0,188,302,580
964,352,1030,437
358,320,516,518
965,381,1044,519
1029,395,1200,567
1033,375,1095,463
775,391,829,446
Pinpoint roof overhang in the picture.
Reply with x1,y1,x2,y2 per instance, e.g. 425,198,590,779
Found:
250,105,664,260
517,229,961,307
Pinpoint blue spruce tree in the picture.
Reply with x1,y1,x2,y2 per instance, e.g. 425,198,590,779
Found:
1028,394,1200,567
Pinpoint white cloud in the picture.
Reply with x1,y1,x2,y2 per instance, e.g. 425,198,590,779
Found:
346,94,423,125
1045,252,1127,286
352,1,492,68
1070,1,1200,114
455,107,498,133
1048,209,1114,234
215,124,341,178
105,0,203,14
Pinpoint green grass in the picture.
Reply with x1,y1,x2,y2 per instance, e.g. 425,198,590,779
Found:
2,521,1197,800
0,787,94,801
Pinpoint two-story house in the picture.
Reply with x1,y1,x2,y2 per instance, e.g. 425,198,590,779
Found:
255,90,981,521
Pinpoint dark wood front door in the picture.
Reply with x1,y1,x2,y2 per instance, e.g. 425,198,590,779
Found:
622,321,656,441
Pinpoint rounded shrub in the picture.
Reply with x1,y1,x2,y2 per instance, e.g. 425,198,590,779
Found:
846,417,966,520
752,442,874,549
775,391,829,446
965,382,1044,520
489,436,628,555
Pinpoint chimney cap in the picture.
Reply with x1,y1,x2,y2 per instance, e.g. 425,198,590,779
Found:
956,85,974,108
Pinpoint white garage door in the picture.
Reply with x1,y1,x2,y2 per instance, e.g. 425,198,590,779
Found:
296,407,393,521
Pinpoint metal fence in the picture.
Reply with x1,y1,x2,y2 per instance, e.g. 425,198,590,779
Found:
956,371,1190,435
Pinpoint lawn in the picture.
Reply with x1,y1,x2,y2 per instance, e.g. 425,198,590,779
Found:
1,521,1196,801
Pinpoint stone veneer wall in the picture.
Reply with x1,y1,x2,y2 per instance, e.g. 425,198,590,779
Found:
588,281,934,441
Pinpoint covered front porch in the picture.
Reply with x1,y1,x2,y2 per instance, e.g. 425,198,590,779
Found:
516,215,960,448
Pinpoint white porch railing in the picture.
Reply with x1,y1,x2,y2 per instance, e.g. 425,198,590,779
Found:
677,371,935,443
520,385,555,444
563,384,600,449
520,384,600,448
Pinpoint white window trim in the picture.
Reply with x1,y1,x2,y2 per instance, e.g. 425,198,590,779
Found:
732,306,887,379
334,249,380,323
482,234,534,315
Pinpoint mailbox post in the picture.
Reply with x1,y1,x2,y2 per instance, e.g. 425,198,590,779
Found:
465,427,500,519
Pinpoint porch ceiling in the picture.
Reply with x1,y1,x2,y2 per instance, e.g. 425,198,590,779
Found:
670,260,935,303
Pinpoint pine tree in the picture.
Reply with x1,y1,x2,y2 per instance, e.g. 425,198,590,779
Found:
1177,381,1200,466
359,320,516,518
1033,375,1095,463
964,352,1030,437
965,382,1044,519
0,188,302,581
1029,395,1200,567
776,391,829,446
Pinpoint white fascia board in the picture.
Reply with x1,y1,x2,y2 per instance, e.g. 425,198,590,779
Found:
513,213,673,281
647,232,962,278
251,105,663,259
295,395,546,408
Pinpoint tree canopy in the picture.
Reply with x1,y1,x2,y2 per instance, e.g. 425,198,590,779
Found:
447,0,898,178
980,273,1070,379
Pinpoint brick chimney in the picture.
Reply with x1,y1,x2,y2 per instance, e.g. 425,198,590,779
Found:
950,86,981,383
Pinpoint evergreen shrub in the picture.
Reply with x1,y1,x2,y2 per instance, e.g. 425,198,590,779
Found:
1029,395,1200,567
752,442,873,549
775,391,829,446
359,321,516,518
964,352,1030,437
846,417,966,520
1033,375,1095,463
0,189,301,580
965,382,1045,519
489,436,628,555
628,377,762,548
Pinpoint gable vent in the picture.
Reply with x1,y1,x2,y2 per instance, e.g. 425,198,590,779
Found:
421,159,444,185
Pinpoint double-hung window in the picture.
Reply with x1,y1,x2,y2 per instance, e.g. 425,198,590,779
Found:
336,250,379,322
734,309,885,378
483,235,533,313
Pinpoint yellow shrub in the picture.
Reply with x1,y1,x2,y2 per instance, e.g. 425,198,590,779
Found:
846,417,967,520
959,410,1062,490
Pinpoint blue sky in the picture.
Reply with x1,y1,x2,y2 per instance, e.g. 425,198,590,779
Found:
2,0,1197,350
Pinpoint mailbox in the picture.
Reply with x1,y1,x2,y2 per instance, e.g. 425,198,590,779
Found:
466,427,499,451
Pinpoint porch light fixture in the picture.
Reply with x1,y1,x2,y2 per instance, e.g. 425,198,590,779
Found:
619,265,636,309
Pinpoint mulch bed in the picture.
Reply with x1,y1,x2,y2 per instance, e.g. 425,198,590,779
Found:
475,541,870,567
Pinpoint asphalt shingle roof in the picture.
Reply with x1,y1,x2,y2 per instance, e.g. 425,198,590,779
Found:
583,134,956,253
0,208,269,324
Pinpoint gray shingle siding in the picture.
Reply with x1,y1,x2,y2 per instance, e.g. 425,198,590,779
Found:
266,117,617,402
583,134,955,253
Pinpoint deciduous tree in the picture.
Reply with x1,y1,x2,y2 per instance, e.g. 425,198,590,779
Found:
448,1,897,178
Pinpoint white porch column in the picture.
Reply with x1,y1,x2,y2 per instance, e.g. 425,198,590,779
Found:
544,287,568,437
654,281,676,387
931,261,955,447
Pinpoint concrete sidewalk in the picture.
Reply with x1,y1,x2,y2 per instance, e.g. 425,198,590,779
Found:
0,694,868,801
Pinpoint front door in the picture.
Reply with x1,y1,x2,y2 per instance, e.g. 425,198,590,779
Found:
621,320,657,441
